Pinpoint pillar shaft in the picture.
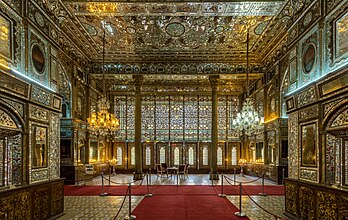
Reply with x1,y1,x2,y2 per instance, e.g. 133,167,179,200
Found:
209,75,219,179
133,75,143,180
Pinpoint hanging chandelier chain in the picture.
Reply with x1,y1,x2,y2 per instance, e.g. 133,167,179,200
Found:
232,28,263,136
87,20,119,137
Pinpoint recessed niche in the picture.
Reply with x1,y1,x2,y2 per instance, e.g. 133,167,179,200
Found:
31,44,45,74
302,43,316,74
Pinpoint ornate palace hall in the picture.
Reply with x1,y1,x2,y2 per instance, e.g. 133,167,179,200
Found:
0,0,347,219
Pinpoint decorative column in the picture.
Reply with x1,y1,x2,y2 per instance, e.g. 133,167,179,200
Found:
133,75,143,180
209,75,219,180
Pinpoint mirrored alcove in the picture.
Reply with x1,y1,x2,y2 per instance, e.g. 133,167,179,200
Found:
32,126,47,168
89,140,98,163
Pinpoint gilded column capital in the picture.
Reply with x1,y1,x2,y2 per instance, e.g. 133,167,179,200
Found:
209,75,220,89
133,75,143,87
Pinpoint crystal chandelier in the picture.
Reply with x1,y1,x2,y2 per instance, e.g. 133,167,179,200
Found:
87,21,119,137
232,31,264,136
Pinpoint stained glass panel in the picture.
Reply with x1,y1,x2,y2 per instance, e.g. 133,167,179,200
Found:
188,146,194,165
160,146,166,163
174,147,180,165
217,146,223,166
231,147,237,165
117,147,122,165
131,146,135,165
203,146,208,166
146,146,151,166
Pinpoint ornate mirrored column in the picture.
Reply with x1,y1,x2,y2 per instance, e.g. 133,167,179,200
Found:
133,75,143,180
209,75,219,179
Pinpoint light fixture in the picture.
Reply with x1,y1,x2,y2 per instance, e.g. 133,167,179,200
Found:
232,30,264,136
87,21,119,137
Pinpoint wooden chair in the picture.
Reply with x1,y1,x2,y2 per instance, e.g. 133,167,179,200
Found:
178,164,189,180
156,163,168,178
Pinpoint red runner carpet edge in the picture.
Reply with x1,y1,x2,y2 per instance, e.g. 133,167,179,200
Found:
64,185,284,196
132,194,250,220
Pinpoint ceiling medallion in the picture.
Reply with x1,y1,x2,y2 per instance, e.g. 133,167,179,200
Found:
165,22,185,37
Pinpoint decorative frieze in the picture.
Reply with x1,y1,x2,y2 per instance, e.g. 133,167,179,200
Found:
31,86,52,107
299,105,318,121
31,169,49,183
300,169,317,182
288,112,299,179
296,86,316,108
49,113,60,179
29,105,49,122
0,72,29,98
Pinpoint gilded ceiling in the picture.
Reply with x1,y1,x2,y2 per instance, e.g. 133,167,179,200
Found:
62,1,286,63
60,0,290,93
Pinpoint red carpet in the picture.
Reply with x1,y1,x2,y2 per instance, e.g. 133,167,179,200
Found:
132,195,249,220
64,185,284,196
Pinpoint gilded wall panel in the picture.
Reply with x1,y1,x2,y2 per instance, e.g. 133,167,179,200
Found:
338,196,348,219
0,0,24,70
29,104,49,122
326,133,336,185
299,186,315,220
33,186,50,220
317,191,337,219
288,112,299,179
49,112,60,179
0,72,29,99
8,133,22,185
324,2,348,72
0,97,24,117
28,29,49,85
51,180,64,216
285,182,298,215
323,99,342,118
13,191,31,220
299,27,320,86
2,0,20,13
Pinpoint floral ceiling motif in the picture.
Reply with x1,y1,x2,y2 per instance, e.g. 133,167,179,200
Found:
62,1,286,62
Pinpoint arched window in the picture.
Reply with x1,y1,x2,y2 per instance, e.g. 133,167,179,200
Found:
203,147,208,166
117,147,122,165
160,146,165,164
174,147,180,165
131,146,135,165
231,147,237,165
145,146,151,165
188,147,194,165
217,147,223,165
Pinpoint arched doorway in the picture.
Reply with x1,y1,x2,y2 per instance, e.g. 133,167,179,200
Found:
324,101,348,186
0,104,24,187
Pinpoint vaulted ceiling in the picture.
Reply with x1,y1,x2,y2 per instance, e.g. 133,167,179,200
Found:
60,1,290,94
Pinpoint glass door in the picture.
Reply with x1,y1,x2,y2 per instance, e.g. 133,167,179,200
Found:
143,142,154,170
184,142,197,169
199,142,210,169
170,142,183,166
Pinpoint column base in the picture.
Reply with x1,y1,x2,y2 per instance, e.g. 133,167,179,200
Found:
209,172,219,180
133,172,144,180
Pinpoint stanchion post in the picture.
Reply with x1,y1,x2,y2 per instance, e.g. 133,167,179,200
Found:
124,183,136,220
75,170,79,186
234,182,246,217
149,168,152,185
218,173,225,197
108,172,111,186
145,172,152,197
210,172,214,187
99,173,108,196
233,168,236,186
258,173,267,196
282,168,285,185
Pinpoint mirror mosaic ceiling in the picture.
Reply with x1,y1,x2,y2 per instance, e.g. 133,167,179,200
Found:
61,1,288,92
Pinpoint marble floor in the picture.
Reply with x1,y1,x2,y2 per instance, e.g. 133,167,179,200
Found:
60,174,290,220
